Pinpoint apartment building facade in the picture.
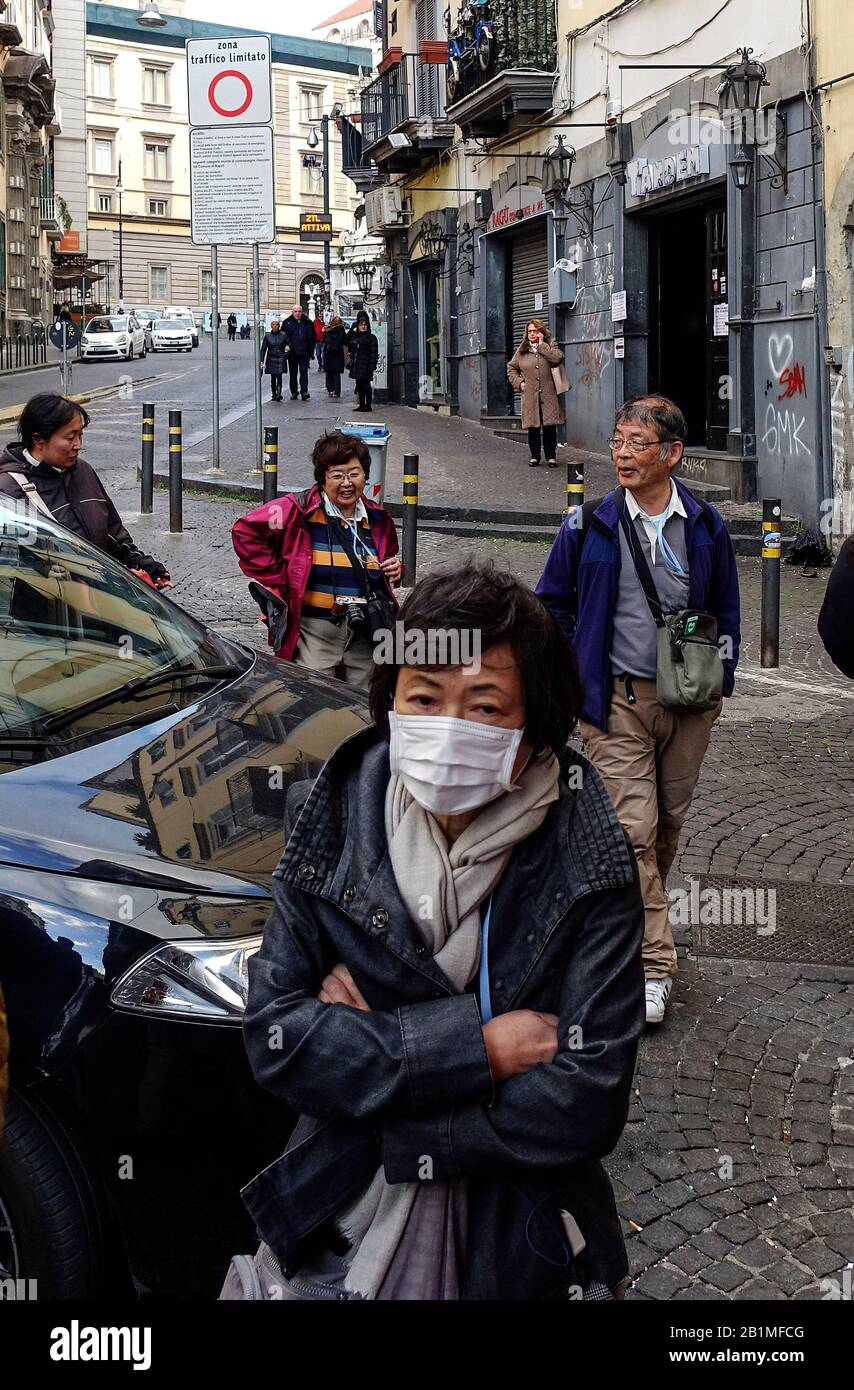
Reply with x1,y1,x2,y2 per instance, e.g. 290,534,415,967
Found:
351,0,838,525
83,2,372,315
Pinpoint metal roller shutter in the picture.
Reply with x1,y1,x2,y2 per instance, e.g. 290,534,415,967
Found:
510,222,549,414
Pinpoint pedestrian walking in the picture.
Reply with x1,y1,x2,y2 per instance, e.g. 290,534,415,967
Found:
232,429,401,689
536,394,740,1025
818,534,854,678
282,304,316,401
0,393,171,588
227,313,237,342
507,319,567,468
259,319,289,402
348,310,378,413
222,559,644,1301
322,315,347,399
313,313,325,372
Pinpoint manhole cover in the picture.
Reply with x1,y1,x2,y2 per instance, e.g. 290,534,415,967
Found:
689,876,854,966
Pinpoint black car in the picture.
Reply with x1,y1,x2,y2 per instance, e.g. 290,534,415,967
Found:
0,502,370,1298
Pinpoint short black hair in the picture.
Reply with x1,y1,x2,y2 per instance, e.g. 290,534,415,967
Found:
614,394,688,444
18,393,90,450
369,559,582,755
312,430,371,486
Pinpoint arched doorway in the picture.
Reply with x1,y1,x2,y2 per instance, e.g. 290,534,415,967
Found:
300,274,324,318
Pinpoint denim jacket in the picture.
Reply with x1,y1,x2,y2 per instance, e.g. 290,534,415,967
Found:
241,727,645,1299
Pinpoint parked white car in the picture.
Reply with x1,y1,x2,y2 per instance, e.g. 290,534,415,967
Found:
80,315,147,362
150,318,194,352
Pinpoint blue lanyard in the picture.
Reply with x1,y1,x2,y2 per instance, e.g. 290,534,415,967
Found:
478,894,494,1023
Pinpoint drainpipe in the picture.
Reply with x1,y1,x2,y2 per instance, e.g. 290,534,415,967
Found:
806,0,835,516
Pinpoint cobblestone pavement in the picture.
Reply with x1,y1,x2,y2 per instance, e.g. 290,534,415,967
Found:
116,486,854,1301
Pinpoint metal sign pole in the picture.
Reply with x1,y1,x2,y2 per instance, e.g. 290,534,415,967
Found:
252,242,263,473
60,321,67,396
210,244,221,473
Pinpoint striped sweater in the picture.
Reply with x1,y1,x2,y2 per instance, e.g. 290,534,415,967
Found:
301,503,381,619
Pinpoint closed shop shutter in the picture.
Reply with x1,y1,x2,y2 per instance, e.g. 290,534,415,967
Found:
510,220,549,414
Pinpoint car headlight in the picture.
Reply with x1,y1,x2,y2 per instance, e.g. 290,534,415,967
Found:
110,936,262,1023
118,334,128,344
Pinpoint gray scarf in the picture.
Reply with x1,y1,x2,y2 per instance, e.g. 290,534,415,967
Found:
337,752,561,1300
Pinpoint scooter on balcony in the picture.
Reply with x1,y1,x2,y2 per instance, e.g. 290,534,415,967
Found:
445,0,495,103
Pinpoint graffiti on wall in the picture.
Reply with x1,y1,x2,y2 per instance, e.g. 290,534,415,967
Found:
575,340,613,386
760,332,812,459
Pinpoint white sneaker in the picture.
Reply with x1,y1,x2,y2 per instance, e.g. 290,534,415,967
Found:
645,978,672,1025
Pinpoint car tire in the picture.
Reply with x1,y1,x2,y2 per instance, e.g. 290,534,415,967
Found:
127,345,134,361
0,1088,110,1297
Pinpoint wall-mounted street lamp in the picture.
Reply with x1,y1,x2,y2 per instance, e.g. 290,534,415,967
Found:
718,46,768,119
543,135,595,240
354,259,374,295
728,146,754,191
419,218,450,261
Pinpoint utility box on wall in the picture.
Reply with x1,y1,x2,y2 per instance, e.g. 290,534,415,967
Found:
549,263,578,307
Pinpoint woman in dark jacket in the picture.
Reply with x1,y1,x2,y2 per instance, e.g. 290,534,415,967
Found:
260,319,289,401
348,310,379,413
323,316,347,400
0,393,170,586
229,561,645,1301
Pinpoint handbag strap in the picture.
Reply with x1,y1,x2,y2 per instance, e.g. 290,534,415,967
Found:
617,489,666,629
7,472,56,522
332,513,390,602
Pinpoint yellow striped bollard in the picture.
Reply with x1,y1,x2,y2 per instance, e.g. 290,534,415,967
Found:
168,409,183,533
263,426,279,503
401,452,419,583
140,403,155,514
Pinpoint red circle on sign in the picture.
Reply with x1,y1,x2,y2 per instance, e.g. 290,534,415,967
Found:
208,70,253,117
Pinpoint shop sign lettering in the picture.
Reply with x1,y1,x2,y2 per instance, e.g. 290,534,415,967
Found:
626,145,711,198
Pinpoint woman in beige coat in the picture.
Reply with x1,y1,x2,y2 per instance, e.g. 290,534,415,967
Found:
507,318,566,467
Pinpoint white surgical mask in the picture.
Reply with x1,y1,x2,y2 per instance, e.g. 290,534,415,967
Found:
389,711,524,815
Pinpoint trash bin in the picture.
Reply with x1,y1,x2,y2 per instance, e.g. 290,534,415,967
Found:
342,421,390,505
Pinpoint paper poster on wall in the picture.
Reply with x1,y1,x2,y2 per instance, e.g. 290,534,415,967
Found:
611,290,627,322
614,336,625,359
533,292,544,311
713,302,729,337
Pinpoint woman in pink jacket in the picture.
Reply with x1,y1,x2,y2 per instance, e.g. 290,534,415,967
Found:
232,430,401,688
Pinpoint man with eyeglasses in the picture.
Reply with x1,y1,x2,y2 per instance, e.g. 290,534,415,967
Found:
536,395,740,1024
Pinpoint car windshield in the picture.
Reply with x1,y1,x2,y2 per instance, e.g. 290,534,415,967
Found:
154,320,182,330
86,317,128,334
0,503,246,761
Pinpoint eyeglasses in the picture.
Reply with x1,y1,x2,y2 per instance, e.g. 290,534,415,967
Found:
326,468,364,484
607,436,673,454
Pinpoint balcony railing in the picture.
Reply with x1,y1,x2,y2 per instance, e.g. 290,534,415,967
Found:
445,0,557,107
40,196,62,232
361,53,448,150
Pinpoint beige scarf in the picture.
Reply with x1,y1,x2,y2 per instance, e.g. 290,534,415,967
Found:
338,751,561,1300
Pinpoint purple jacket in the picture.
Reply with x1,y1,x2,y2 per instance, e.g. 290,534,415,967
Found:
535,481,741,730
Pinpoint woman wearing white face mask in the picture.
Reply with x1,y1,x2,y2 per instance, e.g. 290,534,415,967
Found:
231,561,645,1302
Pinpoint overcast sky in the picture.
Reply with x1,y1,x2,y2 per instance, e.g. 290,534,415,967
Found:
185,0,337,39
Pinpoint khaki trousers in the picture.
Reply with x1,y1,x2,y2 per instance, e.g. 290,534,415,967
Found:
580,678,721,978
294,613,374,690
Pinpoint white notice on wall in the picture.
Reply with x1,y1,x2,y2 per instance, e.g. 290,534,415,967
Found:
533,292,543,311
713,301,729,336
614,336,625,359
190,124,275,245
611,290,627,322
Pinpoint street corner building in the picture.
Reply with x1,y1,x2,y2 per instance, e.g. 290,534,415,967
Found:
346,0,854,534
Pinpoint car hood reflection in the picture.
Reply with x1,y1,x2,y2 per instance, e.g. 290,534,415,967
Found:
0,655,370,894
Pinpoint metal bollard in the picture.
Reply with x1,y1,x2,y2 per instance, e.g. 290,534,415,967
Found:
760,497,781,668
566,460,584,517
263,426,279,503
401,452,419,583
140,403,155,514
168,409,183,534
